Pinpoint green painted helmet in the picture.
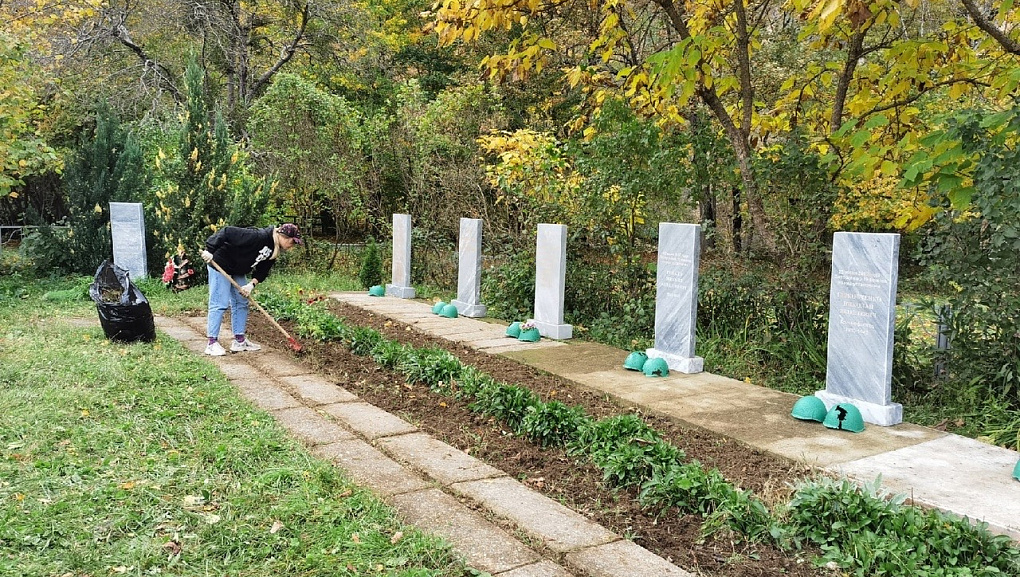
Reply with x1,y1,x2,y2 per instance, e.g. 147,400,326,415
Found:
368,285,385,297
439,304,459,318
623,351,648,371
518,326,540,342
505,321,522,338
431,301,447,314
1013,459,1020,482
643,357,669,377
791,396,827,422
823,403,866,433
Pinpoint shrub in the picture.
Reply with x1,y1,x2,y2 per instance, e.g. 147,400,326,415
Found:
358,238,383,289
481,252,534,322
914,104,1020,422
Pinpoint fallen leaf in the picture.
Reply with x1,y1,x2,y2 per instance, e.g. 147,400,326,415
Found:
389,531,403,544
270,520,284,534
202,513,220,525
182,495,205,509
119,481,136,490
351,532,361,543
162,540,182,556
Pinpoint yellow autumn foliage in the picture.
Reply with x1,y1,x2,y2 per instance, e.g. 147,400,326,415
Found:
830,175,934,232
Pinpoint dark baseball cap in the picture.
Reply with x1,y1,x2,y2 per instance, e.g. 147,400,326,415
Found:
278,223,303,244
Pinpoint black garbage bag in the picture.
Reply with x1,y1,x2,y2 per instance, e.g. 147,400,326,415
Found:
90,260,157,343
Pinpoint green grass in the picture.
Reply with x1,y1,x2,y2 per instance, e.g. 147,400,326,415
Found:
0,274,469,577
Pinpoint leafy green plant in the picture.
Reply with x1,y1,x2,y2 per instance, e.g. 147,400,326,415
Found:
348,326,384,356
781,477,1020,575
519,400,587,448
294,305,349,342
469,382,539,432
399,346,463,392
638,460,726,515
371,339,410,369
599,438,684,488
568,413,663,462
452,365,496,400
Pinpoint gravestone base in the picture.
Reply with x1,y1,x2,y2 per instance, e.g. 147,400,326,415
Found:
529,319,572,340
385,284,416,299
646,349,704,374
451,300,487,318
815,390,903,426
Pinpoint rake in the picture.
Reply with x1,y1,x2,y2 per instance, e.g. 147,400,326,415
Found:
207,259,303,353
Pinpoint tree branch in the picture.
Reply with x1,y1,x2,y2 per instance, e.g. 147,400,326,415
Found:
960,0,1020,55
113,22,183,103
248,2,310,103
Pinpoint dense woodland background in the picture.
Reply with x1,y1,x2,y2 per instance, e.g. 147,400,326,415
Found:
2,0,1019,445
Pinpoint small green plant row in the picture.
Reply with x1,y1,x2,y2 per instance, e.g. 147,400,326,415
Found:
261,289,1020,577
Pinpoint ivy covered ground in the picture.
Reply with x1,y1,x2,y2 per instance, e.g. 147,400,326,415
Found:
245,300,831,577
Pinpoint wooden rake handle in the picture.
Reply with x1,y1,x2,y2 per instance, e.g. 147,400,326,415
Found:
207,258,302,352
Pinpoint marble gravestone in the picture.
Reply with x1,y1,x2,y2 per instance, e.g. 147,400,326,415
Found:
646,223,704,374
451,218,487,317
109,202,147,281
816,232,903,426
385,213,416,299
529,223,572,340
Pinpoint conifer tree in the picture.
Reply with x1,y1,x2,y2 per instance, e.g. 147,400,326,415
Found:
359,237,383,289
150,58,271,267
62,102,148,274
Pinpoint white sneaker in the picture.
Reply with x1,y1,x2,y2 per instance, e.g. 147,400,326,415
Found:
230,338,262,352
205,341,227,356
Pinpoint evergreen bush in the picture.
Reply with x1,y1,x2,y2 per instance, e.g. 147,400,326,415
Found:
359,238,383,289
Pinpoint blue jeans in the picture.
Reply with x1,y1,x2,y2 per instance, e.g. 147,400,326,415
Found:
207,265,250,339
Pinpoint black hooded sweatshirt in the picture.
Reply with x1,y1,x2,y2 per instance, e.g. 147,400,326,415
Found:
204,226,277,282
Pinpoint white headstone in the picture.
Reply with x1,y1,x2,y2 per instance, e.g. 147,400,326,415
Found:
529,223,572,340
109,202,147,280
816,231,902,426
451,218,487,317
646,223,703,373
386,213,416,299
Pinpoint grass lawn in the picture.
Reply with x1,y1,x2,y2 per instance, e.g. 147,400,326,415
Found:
0,272,469,577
